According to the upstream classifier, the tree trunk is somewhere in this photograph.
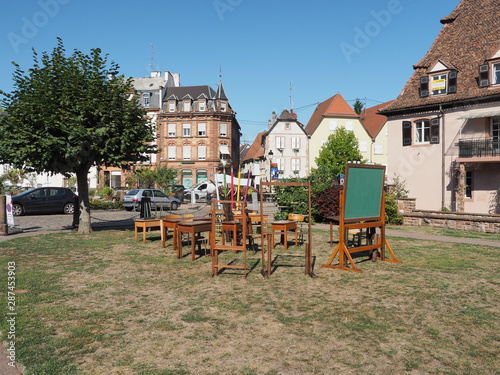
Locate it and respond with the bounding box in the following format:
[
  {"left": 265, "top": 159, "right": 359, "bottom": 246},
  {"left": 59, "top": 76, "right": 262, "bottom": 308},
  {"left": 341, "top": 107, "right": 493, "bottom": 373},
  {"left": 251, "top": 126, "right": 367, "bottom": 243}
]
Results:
[{"left": 76, "top": 168, "right": 92, "bottom": 234}]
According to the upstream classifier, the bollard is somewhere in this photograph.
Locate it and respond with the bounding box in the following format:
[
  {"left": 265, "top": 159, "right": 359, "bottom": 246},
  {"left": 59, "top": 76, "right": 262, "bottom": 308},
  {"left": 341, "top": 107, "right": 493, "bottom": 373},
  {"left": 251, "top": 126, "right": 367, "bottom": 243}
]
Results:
[
  {"left": 191, "top": 190, "right": 196, "bottom": 204},
  {"left": 0, "top": 195, "right": 7, "bottom": 235}
]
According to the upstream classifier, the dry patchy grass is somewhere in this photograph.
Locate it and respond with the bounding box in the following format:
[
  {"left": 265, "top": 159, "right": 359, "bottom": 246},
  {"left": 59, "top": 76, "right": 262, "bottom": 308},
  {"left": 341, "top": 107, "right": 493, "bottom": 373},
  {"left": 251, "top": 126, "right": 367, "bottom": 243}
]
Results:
[{"left": 0, "top": 228, "right": 499, "bottom": 375}]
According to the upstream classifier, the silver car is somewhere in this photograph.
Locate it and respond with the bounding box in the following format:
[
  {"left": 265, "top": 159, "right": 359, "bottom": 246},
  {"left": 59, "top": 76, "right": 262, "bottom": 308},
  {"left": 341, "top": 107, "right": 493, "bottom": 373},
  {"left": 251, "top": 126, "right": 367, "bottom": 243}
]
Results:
[{"left": 122, "top": 189, "right": 181, "bottom": 211}]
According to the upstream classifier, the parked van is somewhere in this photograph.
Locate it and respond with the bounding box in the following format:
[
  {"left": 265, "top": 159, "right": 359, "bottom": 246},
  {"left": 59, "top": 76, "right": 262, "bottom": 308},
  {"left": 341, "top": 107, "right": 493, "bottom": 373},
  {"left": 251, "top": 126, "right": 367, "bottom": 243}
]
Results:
[{"left": 183, "top": 181, "right": 217, "bottom": 201}]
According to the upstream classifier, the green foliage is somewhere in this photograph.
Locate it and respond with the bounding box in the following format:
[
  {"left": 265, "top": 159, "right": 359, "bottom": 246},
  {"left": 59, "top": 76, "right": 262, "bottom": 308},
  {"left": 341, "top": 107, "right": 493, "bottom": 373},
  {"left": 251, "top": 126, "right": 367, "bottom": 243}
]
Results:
[
  {"left": 135, "top": 167, "right": 157, "bottom": 189},
  {"left": 389, "top": 174, "right": 409, "bottom": 198},
  {"left": 1, "top": 168, "right": 26, "bottom": 186},
  {"left": 353, "top": 98, "right": 364, "bottom": 115},
  {"left": 308, "top": 127, "right": 364, "bottom": 199},
  {"left": 385, "top": 193, "right": 403, "bottom": 225},
  {"left": 0, "top": 38, "right": 155, "bottom": 231},
  {"left": 89, "top": 200, "right": 123, "bottom": 210},
  {"left": 155, "top": 165, "right": 177, "bottom": 190},
  {"left": 272, "top": 178, "right": 310, "bottom": 220},
  {"left": 99, "top": 186, "right": 114, "bottom": 198}
]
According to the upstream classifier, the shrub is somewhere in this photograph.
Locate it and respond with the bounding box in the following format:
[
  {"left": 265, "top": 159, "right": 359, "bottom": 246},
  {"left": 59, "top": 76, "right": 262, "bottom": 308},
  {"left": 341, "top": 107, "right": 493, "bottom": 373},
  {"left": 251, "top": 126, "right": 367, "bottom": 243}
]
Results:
[
  {"left": 385, "top": 193, "right": 403, "bottom": 225},
  {"left": 89, "top": 200, "right": 123, "bottom": 210}
]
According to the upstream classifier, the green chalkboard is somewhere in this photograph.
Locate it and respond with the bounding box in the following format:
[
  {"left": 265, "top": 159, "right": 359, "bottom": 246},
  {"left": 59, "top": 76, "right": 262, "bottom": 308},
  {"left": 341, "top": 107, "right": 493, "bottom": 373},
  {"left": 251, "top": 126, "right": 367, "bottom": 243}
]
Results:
[{"left": 343, "top": 164, "right": 385, "bottom": 221}]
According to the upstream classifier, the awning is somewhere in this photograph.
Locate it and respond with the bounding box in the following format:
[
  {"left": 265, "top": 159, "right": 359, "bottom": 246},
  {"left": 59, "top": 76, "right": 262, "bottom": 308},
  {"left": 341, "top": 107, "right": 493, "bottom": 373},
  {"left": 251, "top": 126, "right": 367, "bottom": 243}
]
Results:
[
  {"left": 457, "top": 109, "right": 500, "bottom": 119},
  {"left": 219, "top": 144, "right": 230, "bottom": 155}
]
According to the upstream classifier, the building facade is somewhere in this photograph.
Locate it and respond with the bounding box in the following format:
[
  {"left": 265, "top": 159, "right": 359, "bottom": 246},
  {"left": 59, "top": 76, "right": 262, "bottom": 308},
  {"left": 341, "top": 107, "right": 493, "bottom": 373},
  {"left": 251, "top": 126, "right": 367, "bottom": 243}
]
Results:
[
  {"left": 156, "top": 81, "right": 241, "bottom": 188},
  {"left": 380, "top": 0, "right": 500, "bottom": 214},
  {"left": 262, "top": 110, "right": 309, "bottom": 181}
]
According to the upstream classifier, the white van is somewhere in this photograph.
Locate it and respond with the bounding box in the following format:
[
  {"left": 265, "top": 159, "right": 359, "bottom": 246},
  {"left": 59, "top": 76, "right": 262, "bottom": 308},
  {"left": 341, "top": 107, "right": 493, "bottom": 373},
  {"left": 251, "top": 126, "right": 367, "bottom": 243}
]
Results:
[{"left": 183, "top": 181, "right": 217, "bottom": 201}]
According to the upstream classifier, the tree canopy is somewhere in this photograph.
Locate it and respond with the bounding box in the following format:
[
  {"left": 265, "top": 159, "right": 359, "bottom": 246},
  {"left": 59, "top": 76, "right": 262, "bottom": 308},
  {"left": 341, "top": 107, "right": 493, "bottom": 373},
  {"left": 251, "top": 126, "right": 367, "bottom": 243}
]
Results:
[
  {"left": 0, "top": 38, "right": 156, "bottom": 233},
  {"left": 309, "top": 126, "right": 364, "bottom": 195}
]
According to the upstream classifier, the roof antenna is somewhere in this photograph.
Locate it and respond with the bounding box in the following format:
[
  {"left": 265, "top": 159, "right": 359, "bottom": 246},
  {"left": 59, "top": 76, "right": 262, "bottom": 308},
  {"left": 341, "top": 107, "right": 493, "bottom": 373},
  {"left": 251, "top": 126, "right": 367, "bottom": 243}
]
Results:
[
  {"left": 149, "top": 43, "right": 156, "bottom": 72},
  {"left": 289, "top": 80, "right": 295, "bottom": 112}
]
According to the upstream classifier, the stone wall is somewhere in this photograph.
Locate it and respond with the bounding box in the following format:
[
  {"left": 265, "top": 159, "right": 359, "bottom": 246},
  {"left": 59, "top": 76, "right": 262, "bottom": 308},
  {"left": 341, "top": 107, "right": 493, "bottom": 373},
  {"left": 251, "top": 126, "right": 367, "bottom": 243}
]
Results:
[{"left": 397, "top": 201, "right": 500, "bottom": 234}]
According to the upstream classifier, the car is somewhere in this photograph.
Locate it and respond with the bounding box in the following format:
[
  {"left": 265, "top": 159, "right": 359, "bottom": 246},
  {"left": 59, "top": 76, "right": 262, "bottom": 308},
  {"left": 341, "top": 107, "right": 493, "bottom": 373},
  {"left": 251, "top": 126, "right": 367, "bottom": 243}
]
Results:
[
  {"left": 167, "top": 185, "right": 185, "bottom": 201},
  {"left": 183, "top": 181, "right": 217, "bottom": 201},
  {"left": 11, "top": 187, "right": 77, "bottom": 216},
  {"left": 122, "top": 189, "right": 181, "bottom": 211}
]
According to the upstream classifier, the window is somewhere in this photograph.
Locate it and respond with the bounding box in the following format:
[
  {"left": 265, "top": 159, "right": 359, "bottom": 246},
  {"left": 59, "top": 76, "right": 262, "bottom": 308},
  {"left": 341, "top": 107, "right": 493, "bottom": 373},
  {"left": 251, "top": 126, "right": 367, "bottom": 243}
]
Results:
[
  {"left": 198, "top": 123, "right": 206, "bottom": 137},
  {"left": 374, "top": 144, "right": 383, "bottom": 155},
  {"left": 415, "top": 120, "right": 430, "bottom": 144},
  {"left": 329, "top": 120, "right": 337, "bottom": 131},
  {"left": 220, "top": 102, "right": 227, "bottom": 112},
  {"left": 277, "top": 158, "right": 285, "bottom": 171},
  {"left": 359, "top": 140, "right": 368, "bottom": 152},
  {"left": 220, "top": 123, "right": 227, "bottom": 137},
  {"left": 492, "top": 117, "right": 500, "bottom": 152},
  {"left": 285, "top": 122, "right": 291, "bottom": 130},
  {"left": 345, "top": 121, "right": 353, "bottom": 131},
  {"left": 198, "top": 145, "right": 206, "bottom": 160},
  {"left": 276, "top": 136, "right": 285, "bottom": 149},
  {"left": 182, "top": 169, "right": 192, "bottom": 188},
  {"left": 493, "top": 63, "right": 500, "bottom": 85},
  {"left": 183, "top": 123, "right": 191, "bottom": 137},
  {"left": 465, "top": 171, "right": 472, "bottom": 199},
  {"left": 196, "top": 170, "right": 207, "bottom": 184},
  {"left": 291, "top": 158, "right": 300, "bottom": 172},
  {"left": 199, "top": 101, "right": 206, "bottom": 111},
  {"left": 168, "top": 123, "right": 176, "bottom": 137},
  {"left": 168, "top": 146, "right": 176, "bottom": 160},
  {"left": 431, "top": 74, "right": 447, "bottom": 95},
  {"left": 291, "top": 137, "right": 300, "bottom": 149},
  {"left": 183, "top": 145, "right": 191, "bottom": 160},
  {"left": 183, "top": 101, "right": 191, "bottom": 112},
  {"left": 169, "top": 102, "right": 176, "bottom": 112},
  {"left": 143, "top": 93, "right": 150, "bottom": 106}
]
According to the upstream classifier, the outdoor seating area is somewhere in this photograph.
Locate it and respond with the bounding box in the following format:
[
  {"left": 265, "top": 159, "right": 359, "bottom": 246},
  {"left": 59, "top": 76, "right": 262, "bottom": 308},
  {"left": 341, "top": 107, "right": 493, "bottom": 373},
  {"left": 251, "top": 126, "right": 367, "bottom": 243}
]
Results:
[{"left": 131, "top": 181, "right": 315, "bottom": 278}]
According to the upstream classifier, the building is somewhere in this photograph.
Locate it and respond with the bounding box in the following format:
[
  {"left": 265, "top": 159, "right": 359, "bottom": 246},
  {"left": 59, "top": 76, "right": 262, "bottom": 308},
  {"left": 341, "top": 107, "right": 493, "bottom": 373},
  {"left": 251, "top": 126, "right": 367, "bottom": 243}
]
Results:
[
  {"left": 305, "top": 93, "right": 364, "bottom": 169},
  {"left": 156, "top": 80, "right": 241, "bottom": 188},
  {"left": 99, "top": 71, "right": 178, "bottom": 189},
  {"left": 262, "top": 109, "right": 309, "bottom": 180},
  {"left": 379, "top": 0, "right": 500, "bottom": 214},
  {"left": 358, "top": 100, "right": 394, "bottom": 166}
]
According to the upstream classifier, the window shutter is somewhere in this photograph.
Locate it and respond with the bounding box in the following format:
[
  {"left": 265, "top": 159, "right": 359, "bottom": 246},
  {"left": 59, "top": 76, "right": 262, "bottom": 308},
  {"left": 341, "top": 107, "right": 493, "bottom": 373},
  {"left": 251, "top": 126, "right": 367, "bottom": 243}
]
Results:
[
  {"left": 479, "top": 64, "right": 489, "bottom": 87},
  {"left": 430, "top": 118, "right": 440, "bottom": 144},
  {"left": 402, "top": 121, "right": 412, "bottom": 146},
  {"left": 419, "top": 76, "right": 429, "bottom": 97},
  {"left": 447, "top": 71, "right": 458, "bottom": 93}
]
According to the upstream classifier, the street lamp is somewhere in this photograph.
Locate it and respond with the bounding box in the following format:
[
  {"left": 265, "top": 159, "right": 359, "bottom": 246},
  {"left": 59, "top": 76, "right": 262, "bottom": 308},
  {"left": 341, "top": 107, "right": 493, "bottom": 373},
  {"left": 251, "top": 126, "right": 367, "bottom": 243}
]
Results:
[{"left": 268, "top": 150, "right": 274, "bottom": 182}]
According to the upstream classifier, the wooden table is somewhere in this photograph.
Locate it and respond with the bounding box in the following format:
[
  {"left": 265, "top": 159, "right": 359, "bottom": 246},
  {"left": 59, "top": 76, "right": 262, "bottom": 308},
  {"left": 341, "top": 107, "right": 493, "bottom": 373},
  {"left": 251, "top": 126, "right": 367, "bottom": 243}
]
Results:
[
  {"left": 176, "top": 220, "right": 212, "bottom": 260},
  {"left": 160, "top": 217, "right": 183, "bottom": 249},
  {"left": 269, "top": 220, "right": 298, "bottom": 249},
  {"left": 134, "top": 218, "right": 161, "bottom": 243}
]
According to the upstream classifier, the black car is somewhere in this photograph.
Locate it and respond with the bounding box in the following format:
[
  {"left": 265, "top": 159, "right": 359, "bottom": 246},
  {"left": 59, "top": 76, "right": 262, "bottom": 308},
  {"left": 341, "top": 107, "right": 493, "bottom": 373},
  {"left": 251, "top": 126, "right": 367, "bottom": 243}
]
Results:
[{"left": 12, "top": 187, "right": 77, "bottom": 216}]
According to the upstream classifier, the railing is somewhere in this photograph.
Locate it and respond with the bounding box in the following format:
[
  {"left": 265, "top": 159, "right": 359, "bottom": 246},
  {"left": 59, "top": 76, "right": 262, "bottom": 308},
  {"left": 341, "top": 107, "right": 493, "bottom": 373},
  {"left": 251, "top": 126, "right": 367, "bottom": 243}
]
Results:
[{"left": 456, "top": 138, "right": 500, "bottom": 158}]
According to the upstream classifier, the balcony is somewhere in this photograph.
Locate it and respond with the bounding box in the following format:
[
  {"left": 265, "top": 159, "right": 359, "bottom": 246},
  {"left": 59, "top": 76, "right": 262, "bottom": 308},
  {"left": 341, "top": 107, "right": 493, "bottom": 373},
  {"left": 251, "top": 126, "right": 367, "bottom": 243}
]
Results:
[{"left": 455, "top": 138, "right": 500, "bottom": 158}]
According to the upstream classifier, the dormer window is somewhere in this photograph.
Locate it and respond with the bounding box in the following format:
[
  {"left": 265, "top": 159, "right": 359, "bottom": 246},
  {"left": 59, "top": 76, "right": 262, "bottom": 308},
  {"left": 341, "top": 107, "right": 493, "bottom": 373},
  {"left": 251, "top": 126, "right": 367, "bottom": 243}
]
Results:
[
  {"left": 183, "top": 100, "right": 191, "bottom": 112},
  {"left": 493, "top": 62, "right": 500, "bottom": 85},
  {"left": 431, "top": 74, "right": 447, "bottom": 95},
  {"left": 168, "top": 101, "right": 176, "bottom": 112},
  {"left": 419, "top": 61, "right": 458, "bottom": 97},
  {"left": 220, "top": 102, "right": 227, "bottom": 112},
  {"left": 143, "top": 93, "right": 150, "bottom": 106}
]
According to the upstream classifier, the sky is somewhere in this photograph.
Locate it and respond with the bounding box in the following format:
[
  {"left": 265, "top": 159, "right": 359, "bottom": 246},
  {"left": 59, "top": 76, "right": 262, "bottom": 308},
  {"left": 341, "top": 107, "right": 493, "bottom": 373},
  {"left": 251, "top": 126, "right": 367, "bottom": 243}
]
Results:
[{"left": 1, "top": 0, "right": 459, "bottom": 144}]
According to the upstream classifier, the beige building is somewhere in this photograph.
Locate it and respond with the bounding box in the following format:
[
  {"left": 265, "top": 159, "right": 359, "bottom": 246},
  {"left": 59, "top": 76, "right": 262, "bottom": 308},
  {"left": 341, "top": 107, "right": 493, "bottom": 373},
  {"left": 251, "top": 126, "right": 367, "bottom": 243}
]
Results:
[{"left": 380, "top": 0, "right": 500, "bottom": 214}]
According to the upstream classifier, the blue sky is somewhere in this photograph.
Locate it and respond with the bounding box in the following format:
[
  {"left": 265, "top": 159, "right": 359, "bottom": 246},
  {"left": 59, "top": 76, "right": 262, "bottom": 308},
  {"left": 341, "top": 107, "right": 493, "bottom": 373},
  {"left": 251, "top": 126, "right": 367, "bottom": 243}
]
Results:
[{"left": 1, "top": 0, "right": 458, "bottom": 143}]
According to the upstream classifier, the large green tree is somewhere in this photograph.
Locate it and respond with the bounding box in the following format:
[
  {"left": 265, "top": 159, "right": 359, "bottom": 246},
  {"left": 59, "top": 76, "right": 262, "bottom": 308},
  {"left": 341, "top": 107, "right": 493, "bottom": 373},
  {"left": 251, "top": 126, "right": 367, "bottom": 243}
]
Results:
[
  {"left": 0, "top": 39, "right": 155, "bottom": 233},
  {"left": 309, "top": 126, "right": 364, "bottom": 196}
]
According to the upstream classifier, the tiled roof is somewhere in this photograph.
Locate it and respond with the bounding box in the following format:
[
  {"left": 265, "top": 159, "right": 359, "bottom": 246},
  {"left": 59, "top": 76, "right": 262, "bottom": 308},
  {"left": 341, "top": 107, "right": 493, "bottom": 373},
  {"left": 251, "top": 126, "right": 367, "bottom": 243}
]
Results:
[
  {"left": 131, "top": 77, "right": 167, "bottom": 91},
  {"left": 242, "top": 132, "right": 265, "bottom": 162},
  {"left": 359, "top": 100, "right": 394, "bottom": 138},
  {"left": 380, "top": 0, "right": 500, "bottom": 114},
  {"left": 304, "top": 93, "right": 359, "bottom": 136},
  {"left": 163, "top": 86, "right": 217, "bottom": 102}
]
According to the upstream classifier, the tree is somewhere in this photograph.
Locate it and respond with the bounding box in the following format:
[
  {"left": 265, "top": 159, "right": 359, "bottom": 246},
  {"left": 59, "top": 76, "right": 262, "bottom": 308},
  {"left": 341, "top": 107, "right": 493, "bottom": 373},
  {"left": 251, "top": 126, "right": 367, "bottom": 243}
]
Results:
[
  {"left": 0, "top": 39, "right": 155, "bottom": 233},
  {"left": 309, "top": 127, "right": 364, "bottom": 196},
  {"left": 353, "top": 98, "right": 364, "bottom": 115}
]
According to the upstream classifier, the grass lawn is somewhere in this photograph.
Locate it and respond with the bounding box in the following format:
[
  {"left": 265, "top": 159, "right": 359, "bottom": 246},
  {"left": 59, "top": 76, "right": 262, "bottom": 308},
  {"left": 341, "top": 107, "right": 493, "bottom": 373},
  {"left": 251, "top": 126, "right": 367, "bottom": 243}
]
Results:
[{"left": 0, "top": 227, "right": 498, "bottom": 375}]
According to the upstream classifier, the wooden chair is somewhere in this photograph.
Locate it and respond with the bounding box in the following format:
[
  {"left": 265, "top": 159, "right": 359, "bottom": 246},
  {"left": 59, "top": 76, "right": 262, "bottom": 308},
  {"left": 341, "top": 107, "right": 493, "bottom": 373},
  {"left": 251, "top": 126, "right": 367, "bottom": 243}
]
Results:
[{"left": 288, "top": 213, "right": 306, "bottom": 245}]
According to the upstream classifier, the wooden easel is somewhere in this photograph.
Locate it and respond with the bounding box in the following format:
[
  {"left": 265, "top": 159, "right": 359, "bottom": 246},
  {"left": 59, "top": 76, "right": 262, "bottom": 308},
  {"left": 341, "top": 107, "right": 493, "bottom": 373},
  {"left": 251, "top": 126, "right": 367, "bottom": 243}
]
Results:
[{"left": 322, "top": 164, "right": 401, "bottom": 272}]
